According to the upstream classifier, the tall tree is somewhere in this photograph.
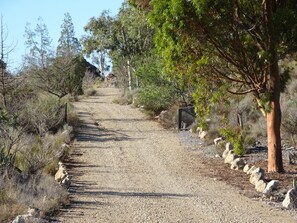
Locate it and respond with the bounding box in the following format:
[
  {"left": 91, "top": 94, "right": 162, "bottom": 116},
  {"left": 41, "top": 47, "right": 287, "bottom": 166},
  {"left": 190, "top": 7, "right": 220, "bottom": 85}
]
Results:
[
  {"left": 149, "top": 0, "right": 297, "bottom": 172},
  {"left": 55, "top": 12, "right": 84, "bottom": 96},
  {"left": 83, "top": 3, "right": 154, "bottom": 89},
  {"left": 82, "top": 10, "right": 112, "bottom": 77},
  {"left": 57, "top": 12, "right": 81, "bottom": 57}
]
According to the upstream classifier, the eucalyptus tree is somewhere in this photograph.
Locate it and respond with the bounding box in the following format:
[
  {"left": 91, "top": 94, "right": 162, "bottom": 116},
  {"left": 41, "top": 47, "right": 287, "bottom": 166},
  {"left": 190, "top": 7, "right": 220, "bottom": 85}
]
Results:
[
  {"left": 83, "top": 3, "right": 154, "bottom": 90},
  {"left": 149, "top": 0, "right": 297, "bottom": 172}
]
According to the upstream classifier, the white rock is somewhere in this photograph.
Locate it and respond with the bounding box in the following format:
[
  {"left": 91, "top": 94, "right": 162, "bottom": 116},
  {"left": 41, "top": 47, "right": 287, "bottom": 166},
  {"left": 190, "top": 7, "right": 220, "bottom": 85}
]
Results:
[
  {"left": 61, "top": 143, "right": 70, "bottom": 150},
  {"left": 222, "top": 149, "right": 229, "bottom": 159},
  {"left": 55, "top": 165, "right": 67, "bottom": 183},
  {"left": 255, "top": 180, "right": 267, "bottom": 193},
  {"left": 215, "top": 154, "right": 221, "bottom": 158},
  {"left": 243, "top": 164, "right": 250, "bottom": 173},
  {"left": 247, "top": 165, "right": 256, "bottom": 175},
  {"left": 263, "top": 180, "right": 280, "bottom": 195},
  {"left": 224, "top": 151, "right": 237, "bottom": 164},
  {"left": 199, "top": 130, "right": 207, "bottom": 139},
  {"left": 214, "top": 137, "right": 223, "bottom": 145},
  {"left": 249, "top": 172, "right": 264, "bottom": 185},
  {"left": 230, "top": 158, "right": 245, "bottom": 170},
  {"left": 282, "top": 189, "right": 297, "bottom": 209}
]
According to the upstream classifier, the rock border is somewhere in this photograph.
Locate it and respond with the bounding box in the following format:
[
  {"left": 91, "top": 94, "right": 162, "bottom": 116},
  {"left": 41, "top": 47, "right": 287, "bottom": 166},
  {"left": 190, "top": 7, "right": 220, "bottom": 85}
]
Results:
[{"left": 217, "top": 142, "right": 296, "bottom": 209}]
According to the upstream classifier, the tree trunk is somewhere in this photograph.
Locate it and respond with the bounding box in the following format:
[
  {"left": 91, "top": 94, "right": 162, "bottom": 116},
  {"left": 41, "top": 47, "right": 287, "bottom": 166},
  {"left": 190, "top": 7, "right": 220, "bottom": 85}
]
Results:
[
  {"left": 266, "top": 93, "right": 284, "bottom": 173},
  {"left": 127, "top": 59, "right": 132, "bottom": 91},
  {"left": 264, "top": 0, "right": 284, "bottom": 173},
  {"left": 266, "top": 42, "right": 284, "bottom": 173}
]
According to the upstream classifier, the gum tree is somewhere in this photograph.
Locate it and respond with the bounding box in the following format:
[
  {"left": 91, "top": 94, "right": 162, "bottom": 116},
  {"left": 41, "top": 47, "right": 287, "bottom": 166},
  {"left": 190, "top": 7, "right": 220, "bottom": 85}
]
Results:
[{"left": 149, "top": 0, "right": 297, "bottom": 172}]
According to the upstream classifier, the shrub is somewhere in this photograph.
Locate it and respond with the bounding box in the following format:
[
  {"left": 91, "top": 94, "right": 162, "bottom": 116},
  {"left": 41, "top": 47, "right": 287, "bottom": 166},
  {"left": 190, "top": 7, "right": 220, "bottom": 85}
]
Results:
[
  {"left": 0, "top": 171, "right": 69, "bottom": 220},
  {"left": 66, "top": 103, "right": 81, "bottom": 128},
  {"left": 220, "top": 126, "right": 246, "bottom": 156},
  {"left": 15, "top": 126, "right": 71, "bottom": 174},
  {"left": 135, "top": 85, "right": 176, "bottom": 115},
  {"left": 19, "top": 94, "right": 64, "bottom": 134},
  {"left": 113, "top": 89, "right": 137, "bottom": 105}
]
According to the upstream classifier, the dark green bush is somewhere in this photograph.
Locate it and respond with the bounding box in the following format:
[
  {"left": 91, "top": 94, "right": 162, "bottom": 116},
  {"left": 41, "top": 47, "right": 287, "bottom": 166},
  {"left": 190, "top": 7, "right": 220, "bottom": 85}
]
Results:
[{"left": 136, "top": 85, "right": 176, "bottom": 115}]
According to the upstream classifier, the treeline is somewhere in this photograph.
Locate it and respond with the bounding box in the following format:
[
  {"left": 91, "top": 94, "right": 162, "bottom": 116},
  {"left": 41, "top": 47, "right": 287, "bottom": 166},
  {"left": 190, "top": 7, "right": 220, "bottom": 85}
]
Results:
[{"left": 82, "top": 0, "right": 297, "bottom": 173}]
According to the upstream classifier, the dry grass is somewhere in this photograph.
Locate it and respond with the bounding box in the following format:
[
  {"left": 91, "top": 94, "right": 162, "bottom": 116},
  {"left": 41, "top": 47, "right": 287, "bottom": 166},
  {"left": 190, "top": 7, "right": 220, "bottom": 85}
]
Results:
[{"left": 0, "top": 171, "right": 69, "bottom": 222}]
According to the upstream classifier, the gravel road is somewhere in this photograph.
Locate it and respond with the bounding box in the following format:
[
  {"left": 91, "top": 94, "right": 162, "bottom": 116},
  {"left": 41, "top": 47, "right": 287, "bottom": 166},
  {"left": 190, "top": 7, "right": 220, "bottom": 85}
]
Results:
[{"left": 58, "top": 88, "right": 296, "bottom": 223}]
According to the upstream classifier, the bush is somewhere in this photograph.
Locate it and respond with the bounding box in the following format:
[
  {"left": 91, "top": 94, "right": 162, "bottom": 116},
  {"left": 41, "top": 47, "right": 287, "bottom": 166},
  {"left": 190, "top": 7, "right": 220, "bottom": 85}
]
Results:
[
  {"left": 0, "top": 171, "right": 69, "bottom": 221},
  {"left": 19, "top": 94, "right": 64, "bottom": 134},
  {"left": 113, "top": 89, "right": 137, "bottom": 105},
  {"left": 220, "top": 126, "right": 245, "bottom": 156},
  {"left": 15, "top": 126, "right": 71, "bottom": 174},
  {"left": 135, "top": 85, "right": 176, "bottom": 115},
  {"left": 66, "top": 103, "right": 81, "bottom": 128}
]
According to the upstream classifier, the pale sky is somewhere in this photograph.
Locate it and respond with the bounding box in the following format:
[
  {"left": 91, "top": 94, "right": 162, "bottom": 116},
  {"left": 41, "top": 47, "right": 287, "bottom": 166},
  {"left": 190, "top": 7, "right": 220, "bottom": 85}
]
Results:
[{"left": 0, "top": 0, "right": 124, "bottom": 72}]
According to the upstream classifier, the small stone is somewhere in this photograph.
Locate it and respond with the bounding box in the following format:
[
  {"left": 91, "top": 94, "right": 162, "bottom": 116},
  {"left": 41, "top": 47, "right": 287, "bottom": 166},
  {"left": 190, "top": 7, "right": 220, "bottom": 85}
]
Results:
[
  {"left": 199, "top": 130, "right": 207, "bottom": 139},
  {"left": 215, "top": 154, "right": 221, "bottom": 158},
  {"left": 250, "top": 172, "right": 264, "bottom": 185},
  {"left": 214, "top": 137, "right": 224, "bottom": 145},
  {"left": 282, "top": 189, "right": 297, "bottom": 209},
  {"left": 247, "top": 165, "right": 256, "bottom": 175},
  {"left": 230, "top": 158, "right": 245, "bottom": 170},
  {"left": 263, "top": 180, "right": 280, "bottom": 196},
  {"left": 243, "top": 164, "right": 250, "bottom": 173},
  {"left": 255, "top": 180, "right": 267, "bottom": 193},
  {"left": 224, "top": 151, "right": 237, "bottom": 164},
  {"left": 55, "top": 163, "right": 68, "bottom": 183}
]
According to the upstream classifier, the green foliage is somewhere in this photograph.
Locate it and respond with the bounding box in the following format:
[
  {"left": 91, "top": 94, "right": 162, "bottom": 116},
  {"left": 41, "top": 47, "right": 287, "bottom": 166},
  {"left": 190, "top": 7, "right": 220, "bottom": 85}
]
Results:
[
  {"left": 0, "top": 109, "right": 18, "bottom": 127},
  {"left": 220, "top": 126, "right": 245, "bottom": 156},
  {"left": 57, "top": 12, "right": 81, "bottom": 57},
  {"left": 83, "top": 3, "right": 155, "bottom": 89},
  {"left": 0, "top": 146, "right": 16, "bottom": 169},
  {"left": 136, "top": 84, "right": 176, "bottom": 115}
]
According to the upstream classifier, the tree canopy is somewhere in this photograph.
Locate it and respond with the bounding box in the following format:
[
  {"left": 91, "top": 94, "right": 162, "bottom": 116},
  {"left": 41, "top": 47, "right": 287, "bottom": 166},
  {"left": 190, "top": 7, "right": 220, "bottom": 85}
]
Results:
[{"left": 149, "top": 0, "right": 297, "bottom": 172}]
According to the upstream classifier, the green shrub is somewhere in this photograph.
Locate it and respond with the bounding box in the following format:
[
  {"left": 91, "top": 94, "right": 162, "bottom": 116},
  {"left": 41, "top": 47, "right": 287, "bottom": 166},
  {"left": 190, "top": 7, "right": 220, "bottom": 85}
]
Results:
[
  {"left": 220, "top": 126, "right": 245, "bottom": 156},
  {"left": 135, "top": 85, "right": 176, "bottom": 115}
]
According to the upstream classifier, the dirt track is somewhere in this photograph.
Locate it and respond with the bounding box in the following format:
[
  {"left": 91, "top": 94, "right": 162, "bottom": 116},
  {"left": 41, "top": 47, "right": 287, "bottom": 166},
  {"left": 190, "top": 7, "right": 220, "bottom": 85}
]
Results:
[{"left": 58, "top": 88, "right": 296, "bottom": 223}]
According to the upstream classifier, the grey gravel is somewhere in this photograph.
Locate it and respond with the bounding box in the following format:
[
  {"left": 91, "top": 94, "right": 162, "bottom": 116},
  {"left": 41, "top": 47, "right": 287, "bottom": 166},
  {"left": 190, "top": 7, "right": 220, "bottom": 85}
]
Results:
[{"left": 58, "top": 88, "right": 296, "bottom": 223}]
